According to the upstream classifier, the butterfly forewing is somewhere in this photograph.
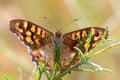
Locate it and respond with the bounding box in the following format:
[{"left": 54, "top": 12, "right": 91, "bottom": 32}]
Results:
[
  {"left": 10, "top": 19, "right": 54, "bottom": 50},
  {"left": 60, "top": 27, "right": 107, "bottom": 68},
  {"left": 62, "top": 27, "right": 106, "bottom": 53}
]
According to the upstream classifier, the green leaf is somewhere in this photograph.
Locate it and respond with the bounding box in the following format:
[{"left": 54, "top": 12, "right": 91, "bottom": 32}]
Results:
[
  {"left": 86, "top": 61, "right": 102, "bottom": 70},
  {"left": 3, "top": 75, "right": 12, "bottom": 80},
  {"left": 84, "top": 31, "right": 92, "bottom": 53},
  {"left": 49, "top": 63, "right": 58, "bottom": 80},
  {"left": 100, "top": 68, "right": 113, "bottom": 73},
  {"left": 88, "top": 42, "right": 120, "bottom": 59},
  {"left": 86, "top": 61, "right": 112, "bottom": 73},
  {"left": 74, "top": 47, "right": 84, "bottom": 59},
  {"left": 104, "top": 39, "right": 114, "bottom": 42},
  {"left": 34, "top": 60, "right": 46, "bottom": 80},
  {"left": 40, "top": 60, "right": 45, "bottom": 71},
  {"left": 102, "top": 27, "right": 108, "bottom": 39},
  {"left": 4, "top": 76, "right": 9, "bottom": 80},
  {"left": 74, "top": 69, "right": 94, "bottom": 72},
  {"left": 33, "top": 70, "right": 39, "bottom": 80}
]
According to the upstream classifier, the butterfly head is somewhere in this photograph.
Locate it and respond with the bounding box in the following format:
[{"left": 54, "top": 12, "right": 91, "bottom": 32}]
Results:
[{"left": 55, "top": 30, "right": 62, "bottom": 38}]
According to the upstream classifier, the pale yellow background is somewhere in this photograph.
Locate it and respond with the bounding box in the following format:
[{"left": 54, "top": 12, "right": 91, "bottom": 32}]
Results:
[{"left": 0, "top": 0, "right": 120, "bottom": 80}]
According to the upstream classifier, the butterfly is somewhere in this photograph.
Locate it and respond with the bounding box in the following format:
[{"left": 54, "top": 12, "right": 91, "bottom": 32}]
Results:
[{"left": 9, "top": 19, "right": 108, "bottom": 71}]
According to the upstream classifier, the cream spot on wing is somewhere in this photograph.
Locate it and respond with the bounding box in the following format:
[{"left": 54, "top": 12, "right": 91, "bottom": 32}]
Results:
[
  {"left": 26, "top": 31, "right": 32, "bottom": 36},
  {"left": 71, "top": 33, "right": 76, "bottom": 40},
  {"left": 99, "top": 31, "right": 103, "bottom": 35},
  {"left": 82, "top": 30, "right": 87, "bottom": 38},
  {"left": 32, "top": 50, "right": 38, "bottom": 56},
  {"left": 84, "top": 42, "right": 90, "bottom": 49},
  {"left": 25, "top": 36, "right": 32, "bottom": 43},
  {"left": 70, "top": 52, "right": 75, "bottom": 58},
  {"left": 33, "top": 35, "right": 36, "bottom": 39},
  {"left": 35, "top": 39, "right": 40, "bottom": 44},
  {"left": 31, "top": 25, "right": 36, "bottom": 32},
  {"left": 92, "top": 42, "right": 98, "bottom": 48},
  {"left": 41, "top": 30, "right": 45, "bottom": 38},
  {"left": 18, "top": 33, "right": 24, "bottom": 40},
  {"left": 39, "top": 49, "right": 45, "bottom": 55},
  {"left": 37, "top": 27, "right": 41, "bottom": 35},
  {"left": 15, "top": 22, "right": 20, "bottom": 30},
  {"left": 94, "top": 37, "right": 99, "bottom": 41},
  {"left": 23, "top": 21, "right": 28, "bottom": 30},
  {"left": 91, "top": 28, "right": 95, "bottom": 35},
  {"left": 19, "top": 29, "right": 23, "bottom": 33},
  {"left": 30, "top": 42, "right": 34, "bottom": 44},
  {"left": 76, "top": 32, "right": 80, "bottom": 38},
  {"left": 97, "top": 31, "right": 103, "bottom": 38}
]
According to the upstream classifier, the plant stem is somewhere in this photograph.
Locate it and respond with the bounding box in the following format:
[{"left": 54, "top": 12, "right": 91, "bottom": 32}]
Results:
[
  {"left": 53, "top": 62, "right": 83, "bottom": 79},
  {"left": 38, "top": 68, "right": 42, "bottom": 80},
  {"left": 88, "top": 42, "right": 120, "bottom": 59}
]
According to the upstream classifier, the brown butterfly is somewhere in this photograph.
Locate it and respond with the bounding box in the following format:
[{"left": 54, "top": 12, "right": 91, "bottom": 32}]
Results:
[{"left": 9, "top": 19, "right": 108, "bottom": 71}]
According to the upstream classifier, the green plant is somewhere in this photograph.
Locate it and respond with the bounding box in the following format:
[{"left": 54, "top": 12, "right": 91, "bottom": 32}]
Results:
[{"left": 33, "top": 27, "right": 120, "bottom": 80}]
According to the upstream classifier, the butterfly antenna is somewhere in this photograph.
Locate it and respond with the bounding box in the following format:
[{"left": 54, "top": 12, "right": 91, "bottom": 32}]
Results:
[
  {"left": 59, "top": 19, "right": 78, "bottom": 31},
  {"left": 43, "top": 17, "right": 54, "bottom": 25}
]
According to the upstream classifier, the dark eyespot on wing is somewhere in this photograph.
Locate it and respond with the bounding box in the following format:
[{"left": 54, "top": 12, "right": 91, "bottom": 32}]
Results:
[{"left": 95, "top": 32, "right": 99, "bottom": 37}]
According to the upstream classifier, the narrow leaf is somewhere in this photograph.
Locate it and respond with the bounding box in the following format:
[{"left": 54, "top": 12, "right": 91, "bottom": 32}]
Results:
[
  {"left": 88, "top": 42, "right": 120, "bottom": 59},
  {"left": 74, "top": 47, "right": 84, "bottom": 59},
  {"left": 100, "top": 68, "right": 113, "bottom": 73},
  {"left": 84, "top": 31, "right": 92, "bottom": 53},
  {"left": 74, "top": 69, "right": 94, "bottom": 72},
  {"left": 49, "top": 63, "right": 58, "bottom": 80},
  {"left": 86, "top": 61, "right": 112, "bottom": 73}
]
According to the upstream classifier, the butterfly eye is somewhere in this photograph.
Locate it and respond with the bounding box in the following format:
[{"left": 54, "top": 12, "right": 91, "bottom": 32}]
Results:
[
  {"left": 95, "top": 32, "right": 99, "bottom": 37},
  {"left": 19, "top": 25, "right": 23, "bottom": 29}
]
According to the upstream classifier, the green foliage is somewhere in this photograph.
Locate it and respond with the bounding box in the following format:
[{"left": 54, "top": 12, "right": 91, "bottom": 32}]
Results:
[
  {"left": 3, "top": 75, "right": 12, "bottom": 80},
  {"left": 4, "top": 76, "right": 9, "bottom": 80},
  {"left": 33, "top": 27, "right": 120, "bottom": 80}
]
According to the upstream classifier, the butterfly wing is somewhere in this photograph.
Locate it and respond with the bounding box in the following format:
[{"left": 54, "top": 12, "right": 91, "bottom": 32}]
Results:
[
  {"left": 10, "top": 19, "right": 55, "bottom": 71},
  {"left": 60, "top": 27, "right": 108, "bottom": 68},
  {"left": 10, "top": 19, "right": 54, "bottom": 50}
]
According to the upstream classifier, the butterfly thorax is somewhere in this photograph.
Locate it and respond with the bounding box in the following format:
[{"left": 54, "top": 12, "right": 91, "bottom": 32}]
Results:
[{"left": 54, "top": 31, "right": 62, "bottom": 45}]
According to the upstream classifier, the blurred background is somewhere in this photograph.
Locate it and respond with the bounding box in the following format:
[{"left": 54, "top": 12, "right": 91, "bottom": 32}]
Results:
[{"left": 0, "top": 0, "right": 120, "bottom": 80}]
